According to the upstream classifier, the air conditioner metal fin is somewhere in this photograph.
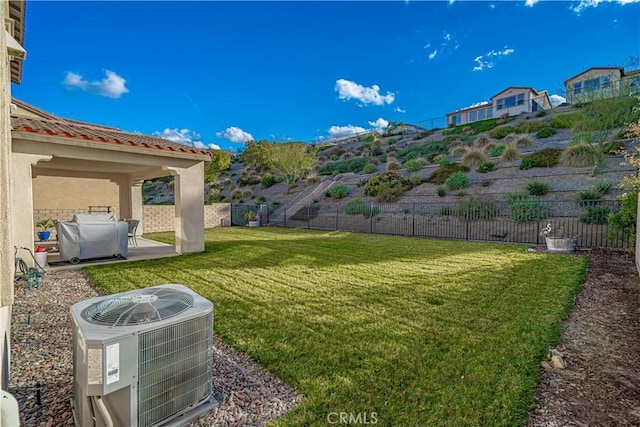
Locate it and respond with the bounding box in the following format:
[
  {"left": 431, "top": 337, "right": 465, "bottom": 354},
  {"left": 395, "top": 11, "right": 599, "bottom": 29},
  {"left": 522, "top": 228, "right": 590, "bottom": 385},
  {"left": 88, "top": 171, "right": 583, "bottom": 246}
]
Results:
[{"left": 81, "top": 287, "right": 195, "bottom": 326}]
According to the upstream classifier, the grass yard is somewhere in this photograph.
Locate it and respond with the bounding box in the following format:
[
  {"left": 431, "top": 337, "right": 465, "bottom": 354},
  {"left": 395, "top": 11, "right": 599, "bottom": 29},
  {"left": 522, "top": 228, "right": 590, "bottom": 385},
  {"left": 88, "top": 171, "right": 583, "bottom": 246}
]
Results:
[{"left": 85, "top": 227, "right": 587, "bottom": 426}]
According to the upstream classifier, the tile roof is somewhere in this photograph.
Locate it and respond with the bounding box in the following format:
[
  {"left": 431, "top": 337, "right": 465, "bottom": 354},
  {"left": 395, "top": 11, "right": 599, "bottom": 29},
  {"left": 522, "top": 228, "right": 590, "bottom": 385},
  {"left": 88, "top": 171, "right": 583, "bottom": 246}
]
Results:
[{"left": 11, "top": 99, "right": 211, "bottom": 158}]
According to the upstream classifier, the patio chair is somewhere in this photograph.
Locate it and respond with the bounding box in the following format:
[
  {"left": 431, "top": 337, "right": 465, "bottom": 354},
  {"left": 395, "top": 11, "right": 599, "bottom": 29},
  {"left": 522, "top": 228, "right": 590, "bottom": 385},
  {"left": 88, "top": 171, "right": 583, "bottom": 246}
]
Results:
[{"left": 127, "top": 219, "right": 140, "bottom": 247}]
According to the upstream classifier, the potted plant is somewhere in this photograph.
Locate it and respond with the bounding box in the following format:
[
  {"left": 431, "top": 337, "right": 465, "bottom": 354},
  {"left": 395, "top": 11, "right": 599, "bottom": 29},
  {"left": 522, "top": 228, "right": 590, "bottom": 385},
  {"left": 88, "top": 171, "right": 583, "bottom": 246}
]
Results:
[
  {"left": 244, "top": 211, "right": 261, "bottom": 227},
  {"left": 541, "top": 223, "right": 577, "bottom": 253},
  {"left": 35, "top": 218, "right": 55, "bottom": 241}
]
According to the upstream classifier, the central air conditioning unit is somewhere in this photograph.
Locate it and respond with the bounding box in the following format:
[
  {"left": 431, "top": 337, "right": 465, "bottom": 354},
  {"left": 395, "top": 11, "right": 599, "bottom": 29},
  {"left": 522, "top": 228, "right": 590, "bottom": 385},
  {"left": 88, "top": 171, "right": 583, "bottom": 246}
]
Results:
[{"left": 71, "top": 284, "right": 216, "bottom": 427}]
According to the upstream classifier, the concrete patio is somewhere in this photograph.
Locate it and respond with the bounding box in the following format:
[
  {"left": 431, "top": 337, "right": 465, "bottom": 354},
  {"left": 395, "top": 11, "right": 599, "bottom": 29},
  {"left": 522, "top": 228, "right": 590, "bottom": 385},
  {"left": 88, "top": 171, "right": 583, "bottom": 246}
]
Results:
[{"left": 43, "top": 237, "right": 178, "bottom": 272}]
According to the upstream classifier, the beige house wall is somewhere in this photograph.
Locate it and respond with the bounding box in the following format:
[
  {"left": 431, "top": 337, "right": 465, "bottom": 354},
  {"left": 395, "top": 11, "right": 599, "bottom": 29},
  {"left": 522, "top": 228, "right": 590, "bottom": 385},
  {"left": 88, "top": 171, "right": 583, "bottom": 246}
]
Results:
[
  {"left": 565, "top": 68, "right": 625, "bottom": 104},
  {"left": 33, "top": 176, "right": 119, "bottom": 210}
]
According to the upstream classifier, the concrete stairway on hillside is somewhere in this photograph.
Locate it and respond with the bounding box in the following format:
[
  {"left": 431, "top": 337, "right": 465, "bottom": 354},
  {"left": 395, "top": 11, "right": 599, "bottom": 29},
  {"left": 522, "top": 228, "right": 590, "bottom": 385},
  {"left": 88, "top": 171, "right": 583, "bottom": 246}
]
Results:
[{"left": 267, "top": 177, "right": 335, "bottom": 225}]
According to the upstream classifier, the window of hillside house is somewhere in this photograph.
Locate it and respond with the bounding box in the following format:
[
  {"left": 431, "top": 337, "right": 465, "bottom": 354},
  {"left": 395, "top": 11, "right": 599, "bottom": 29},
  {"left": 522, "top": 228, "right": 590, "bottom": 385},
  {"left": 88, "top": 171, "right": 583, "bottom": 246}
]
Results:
[
  {"left": 479, "top": 109, "right": 485, "bottom": 120},
  {"left": 602, "top": 75, "right": 611, "bottom": 88},
  {"left": 517, "top": 94, "right": 524, "bottom": 105},
  {"left": 504, "top": 96, "right": 516, "bottom": 108},
  {"left": 451, "top": 115, "right": 461, "bottom": 125},
  {"left": 573, "top": 82, "right": 582, "bottom": 95},
  {"left": 486, "top": 107, "right": 493, "bottom": 118},
  {"left": 584, "top": 78, "right": 600, "bottom": 91},
  {"left": 470, "top": 111, "right": 477, "bottom": 121},
  {"left": 497, "top": 99, "right": 504, "bottom": 110}
]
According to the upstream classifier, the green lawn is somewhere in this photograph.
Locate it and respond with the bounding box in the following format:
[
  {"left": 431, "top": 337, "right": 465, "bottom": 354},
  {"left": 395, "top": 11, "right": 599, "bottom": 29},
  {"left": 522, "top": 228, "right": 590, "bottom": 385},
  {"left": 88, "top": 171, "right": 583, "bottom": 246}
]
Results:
[{"left": 85, "top": 227, "right": 587, "bottom": 426}]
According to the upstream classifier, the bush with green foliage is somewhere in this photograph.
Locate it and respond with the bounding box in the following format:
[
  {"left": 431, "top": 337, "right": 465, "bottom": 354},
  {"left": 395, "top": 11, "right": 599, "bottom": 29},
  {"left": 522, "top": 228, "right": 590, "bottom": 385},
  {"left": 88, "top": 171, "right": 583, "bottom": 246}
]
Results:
[
  {"left": 549, "top": 113, "right": 583, "bottom": 129},
  {"left": 261, "top": 172, "right": 277, "bottom": 188},
  {"left": 519, "top": 148, "right": 561, "bottom": 170},
  {"left": 426, "top": 163, "right": 470, "bottom": 185},
  {"left": 363, "top": 164, "right": 377, "bottom": 174},
  {"left": 395, "top": 141, "right": 449, "bottom": 163},
  {"left": 577, "top": 182, "right": 612, "bottom": 202},
  {"left": 410, "top": 174, "right": 423, "bottom": 186},
  {"left": 319, "top": 158, "right": 368, "bottom": 175},
  {"left": 404, "top": 159, "right": 422, "bottom": 172},
  {"left": 445, "top": 172, "right": 471, "bottom": 191},
  {"left": 386, "top": 137, "right": 397, "bottom": 145},
  {"left": 489, "top": 144, "right": 507, "bottom": 157},
  {"left": 581, "top": 205, "right": 611, "bottom": 224},
  {"left": 489, "top": 125, "right": 517, "bottom": 139},
  {"left": 506, "top": 193, "right": 547, "bottom": 222},
  {"left": 325, "top": 184, "right": 349, "bottom": 199},
  {"left": 535, "top": 127, "right": 557, "bottom": 139},
  {"left": 433, "top": 154, "right": 451, "bottom": 166},
  {"left": 477, "top": 161, "right": 496, "bottom": 173},
  {"left": 525, "top": 180, "right": 552, "bottom": 196},
  {"left": 436, "top": 186, "right": 446, "bottom": 197},
  {"left": 439, "top": 196, "right": 496, "bottom": 220},
  {"left": 344, "top": 198, "right": 379, "bottom": 218},
  {"left": 443, "top": 118, "right": 501, "bottom": 136},
  {"left": 386, "top": 158, "right": 402, "bottom": 171},
  {"left": 515, "top": 121, "right": 548, "bottom": 134},
  {"left": 608, "top": 192, "right": 637, "bottom": 243},
  {"left": 364, "top": 172, "right": 413, "bottom": 202}
]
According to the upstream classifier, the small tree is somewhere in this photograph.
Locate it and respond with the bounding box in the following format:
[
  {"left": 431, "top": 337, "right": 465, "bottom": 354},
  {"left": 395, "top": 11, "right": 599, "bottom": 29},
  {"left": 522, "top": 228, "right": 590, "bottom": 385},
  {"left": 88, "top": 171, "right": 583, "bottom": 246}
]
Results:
[
  {"left": 264, "top": 142, "right": 319, "bottom": 189},
  {"left": 204, "top": 149, "right": 232, "bottom": 184}
]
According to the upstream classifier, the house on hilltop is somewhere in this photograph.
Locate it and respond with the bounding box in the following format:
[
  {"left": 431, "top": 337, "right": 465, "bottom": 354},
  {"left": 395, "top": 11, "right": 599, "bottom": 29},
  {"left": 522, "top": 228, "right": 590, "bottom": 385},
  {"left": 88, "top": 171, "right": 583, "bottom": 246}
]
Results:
[
  {"left": 446, "top": 86, "right": 552, "bottom": 127},
  {"left": 564, "top": 66, "right": 640, "bottom": 104}
]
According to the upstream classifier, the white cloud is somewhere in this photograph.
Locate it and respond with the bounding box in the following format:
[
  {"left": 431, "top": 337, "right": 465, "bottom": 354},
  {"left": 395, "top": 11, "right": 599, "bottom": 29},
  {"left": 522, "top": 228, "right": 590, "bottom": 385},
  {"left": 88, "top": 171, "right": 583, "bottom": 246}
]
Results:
[
  {"left": 487, "top": 47, "right": 515, "bottom": 57},
  {"left": 549, "top": 94, "right": 566, "bottom": 107},
  {"left": 395, "top": 107, "right": 407, "bottom": 113},
  {"left": 573, "top": 0, "right": 639, "bottom": 13},
  {"left": 525, "top": 0, "right": 540, "bottom": 6},
  {"left": 473, "top": 47, "right": 514, "bottom": 72},
  {"left": 328, "top": 125, "right": 367, "bottom": 138},
  {"left": 335, "top": 79, "right": 395, "bottom": 106},
  {"left": 368, "top": 117, "right": 389, "bottom": 130},
  {"left": 215, "top": 126, "right": 254, "bottom": 143},
  {"left": 428, "top": 50, "right": 438, "bottom": 60},
  {"left": 154, "top": 128, "right": 220, "bottom": 150},
  {"left": 63, "top": 70, "right": 129, "bottom": 98},
  {"left": 444, "top": 32, "right": 452, "bottom": 41}
]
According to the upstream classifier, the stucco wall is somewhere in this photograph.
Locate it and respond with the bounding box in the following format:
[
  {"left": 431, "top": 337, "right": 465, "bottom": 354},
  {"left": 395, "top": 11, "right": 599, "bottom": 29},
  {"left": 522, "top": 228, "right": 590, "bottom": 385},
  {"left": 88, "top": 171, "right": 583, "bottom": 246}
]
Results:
[
  {"left": 33, "top": 204, "right": 230, "bottom": 239},
  {"left": 33, "top": 176, "right": 119, "bottom": 210}
]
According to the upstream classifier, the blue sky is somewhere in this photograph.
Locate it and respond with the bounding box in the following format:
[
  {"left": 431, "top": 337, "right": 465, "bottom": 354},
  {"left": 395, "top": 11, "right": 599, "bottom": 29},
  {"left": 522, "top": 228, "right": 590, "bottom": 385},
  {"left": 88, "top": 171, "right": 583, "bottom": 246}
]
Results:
[{"left": 12, "top": 0, "right": 640, "bottom": 151}]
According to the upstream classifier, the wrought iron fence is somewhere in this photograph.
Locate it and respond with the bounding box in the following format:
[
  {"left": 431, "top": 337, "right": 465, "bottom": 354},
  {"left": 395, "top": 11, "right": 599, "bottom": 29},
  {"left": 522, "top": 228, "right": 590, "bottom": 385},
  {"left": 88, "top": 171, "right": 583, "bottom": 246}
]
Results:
[{"left": 231, "top": 199, "right": 632, "bottom": 249}]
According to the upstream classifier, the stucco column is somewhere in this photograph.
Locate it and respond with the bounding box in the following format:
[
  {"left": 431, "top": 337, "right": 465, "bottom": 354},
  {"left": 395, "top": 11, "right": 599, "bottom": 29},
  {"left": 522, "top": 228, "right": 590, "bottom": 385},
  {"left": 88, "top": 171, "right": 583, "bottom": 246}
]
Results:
[
  {"left": 116, "top": 177, "right": 144, "bottom": 235},
  {"left": 167, "top": 163, "right": 205, "bottom": 254},
  {"left": 11, "top": 153, "right": 53, "bottom": 253}
]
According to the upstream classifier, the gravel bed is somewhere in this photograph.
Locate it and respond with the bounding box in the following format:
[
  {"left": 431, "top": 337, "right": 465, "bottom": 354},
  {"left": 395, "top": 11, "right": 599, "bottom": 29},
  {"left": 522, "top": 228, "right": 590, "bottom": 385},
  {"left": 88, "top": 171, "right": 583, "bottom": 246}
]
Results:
[{"left": 8, "top": 271, "right": 301, "bottom": 426}]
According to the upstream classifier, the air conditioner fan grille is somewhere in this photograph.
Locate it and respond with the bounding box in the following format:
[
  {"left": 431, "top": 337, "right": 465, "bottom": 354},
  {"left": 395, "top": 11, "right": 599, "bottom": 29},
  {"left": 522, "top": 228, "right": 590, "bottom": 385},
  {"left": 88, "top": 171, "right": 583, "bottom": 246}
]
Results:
[{"left": 81, "top": 287, "right": 194, "bottom": 326}]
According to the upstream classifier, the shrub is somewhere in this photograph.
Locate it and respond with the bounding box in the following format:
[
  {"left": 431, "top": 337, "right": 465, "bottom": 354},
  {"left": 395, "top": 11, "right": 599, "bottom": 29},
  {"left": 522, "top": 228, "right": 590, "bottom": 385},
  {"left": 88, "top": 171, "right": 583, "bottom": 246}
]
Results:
[
  {"left": 443, "top": 118, "right": 500, "bottom": 136},
  {"left": 433, "top": 154, "right": 451, "bottom": 166},
  {"left": 535, "top": 127, "right": 557, "bottom": 139},
  {"left": 261, "top": 172, "right": 277, "bottom": 188},
  {"left": 477, "top": 161, "right": 495, "bottom": 173},
  {"left": 242, "top": 190, "right": 254, "bottom": 199},
  {"left": 516, "top": 136, "right": 536, "bottom": 147},
  {"left": 481, "top": 180, "right": 492, "bottom": 187},
  {"left": 386, "top": 158, "right": 402, "bottom": 171},
  {"left": 516, "top": 121, "right": 548, "bottom": 133},
  {"left": 559, "top": 143, "right": 597, "bottom": 167},
  {"left": 506, "top": 193, "right": 547, "bottom": 222},
  {"left": 489, "top": 144, "right": 507, "bottom": 157},
  {"left": 578, "top": 182, "right": 612, "bottom": 202},
  {"left": 436, "top": 186, "right": 446, "bottom": 197},
  {"left": 306, "top": 173, "right": 320, "bottom": 185},
  {"left": 519, "top": 148, "right": 561, "bottom": 170},
  {"left": 439, "top": 196, "right": 496, "bottom": 220},
  {"left": 410, "top": 174, "right": 423, "bottom": 186},
  {"left": 387, "top": 137, "right": 397, "bottom": 145},
  {"left": 473, "top": 135, "right": 492, "bottom": 148},
  {"left": 364, "top": 171, "right": 413, "bottom": 202},
  {"left": 608, "top": 192, "right": 637, "bottom": 243},
  {"left": 345, "top": 198, "right": 379, "bottom": 218},
  {"left": 427, "top": 163, "right": 470, "bottom": 185},
  {"left": 525, "top": 179, "right": 552, "bottom": 196},
  {"left": 461, "top": 150, "right": 487, "bottom": 168},
  {"left": 581, "top": 205, "right": 611, "bottom": 224},
  {"left": 238, "top": 173, "right": 262, "bottom": 187},
  {"left": 501, "top": 143, "right": 521, "bottom": 161},
  {"left": 329, "top": 154, "right": 339, "bottom": 161},
  {"left": 256, "top": 195, "right": 266, "bottom": 204},
  {"left": 363, "top": 164, "right": 377, "bottom": 174},
  {"left": 549, "top": 113, "right": 582, "bottom": 129},
  {"left": 449, "top": 143, "right": 470, "bottom": 157},
  {"left": 445, "top": 172, "right": 471, "bottom": 190},
  {"left": 571, "top": 132, "right": 594, "bottom": 144},
  {"left": 395, "top": 141, "right": 449, "bottom": 163},
  {"left": 489, "top": 125, "right": 517, "bottom": 139},
  {"left": 404, "top": 159, "right": 422, "bottom": 172},
  {"left": 325, "top": 184, "right": 349, "bottom": 199},
  {"left": 319, "top": 158, "right": 368, "bottom": 175}
]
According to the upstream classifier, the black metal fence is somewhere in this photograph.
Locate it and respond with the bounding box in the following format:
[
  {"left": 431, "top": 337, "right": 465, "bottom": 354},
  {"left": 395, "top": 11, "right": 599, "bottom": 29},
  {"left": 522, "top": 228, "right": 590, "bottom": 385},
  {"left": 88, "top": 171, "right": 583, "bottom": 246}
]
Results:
[{"left": 231, "top": 199, "right": 632, "bottom": 249}]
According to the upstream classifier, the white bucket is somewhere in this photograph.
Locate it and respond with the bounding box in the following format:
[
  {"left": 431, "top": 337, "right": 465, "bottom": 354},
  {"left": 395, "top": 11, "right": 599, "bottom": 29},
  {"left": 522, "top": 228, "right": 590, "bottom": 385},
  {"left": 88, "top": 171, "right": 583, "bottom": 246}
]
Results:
[{"left": 34, "top": 251, "right": 48, "bottom": 268}]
